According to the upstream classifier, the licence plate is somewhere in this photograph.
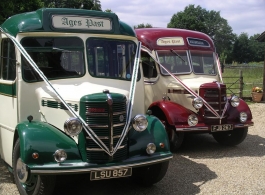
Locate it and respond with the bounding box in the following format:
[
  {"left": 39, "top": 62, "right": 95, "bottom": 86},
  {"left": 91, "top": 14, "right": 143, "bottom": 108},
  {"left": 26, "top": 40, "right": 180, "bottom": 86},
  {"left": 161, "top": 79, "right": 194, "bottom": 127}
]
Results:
[
  {"left": 211, "top": 124, "right": 233, "bottom": 132},
  {"left": 90, "top": 167, "right": 132, "bottom": 181}
]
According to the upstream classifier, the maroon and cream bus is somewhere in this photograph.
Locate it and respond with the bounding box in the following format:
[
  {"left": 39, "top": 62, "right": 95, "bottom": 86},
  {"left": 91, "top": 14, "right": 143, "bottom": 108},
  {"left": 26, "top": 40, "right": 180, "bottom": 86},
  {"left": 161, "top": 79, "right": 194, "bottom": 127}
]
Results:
[{"left": 135, "top": 28, "right": 253, "bottom": 151}]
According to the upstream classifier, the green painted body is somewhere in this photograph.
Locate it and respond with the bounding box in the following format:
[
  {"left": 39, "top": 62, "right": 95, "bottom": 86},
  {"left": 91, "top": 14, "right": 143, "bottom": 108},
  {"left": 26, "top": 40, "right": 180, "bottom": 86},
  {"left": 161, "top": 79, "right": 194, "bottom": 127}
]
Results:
[
  {"left": 16, "top": 121, "right": 81, "bottom": 165},
  {"left": 0, "top": 82, "right": 16, "bottom": 96},
  {"left": 16, "top": 116, "right": 171, "bottom": 172},
  {"left": 0, "top": 8, "right": 135, "bottom": 37}
]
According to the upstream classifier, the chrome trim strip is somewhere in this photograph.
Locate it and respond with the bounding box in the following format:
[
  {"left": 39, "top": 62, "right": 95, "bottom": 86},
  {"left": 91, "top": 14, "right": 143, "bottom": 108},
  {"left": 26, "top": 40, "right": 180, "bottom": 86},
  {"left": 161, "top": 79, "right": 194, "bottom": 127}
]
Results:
[
  {"left": 87, "top": 145, "right": 125, "bottom": 151},
  {"left": 234, "top": 123, "right": 254, "bottom": 128},
  {"left": 86, "top": 136, "right": 109, "bottom": 140},
  {"left": 30, "top": 156, "right": 173, "bottom": 174},
  {"left": 86, "top": 135, "right": 121, "bottom": 140},
  {"left": 86, "top": 111, "right": 126, "bottom": 116},
  {"left": 176, "top": 127, "right": 209, "bottom": 131},
  {"left": 113, "top": 123, "right": 126, "bottom": 127},
  {"left": 86, "top": 113, "right": 108, "bottom": 116},
  {"left": 86, "top": 124, "right": 108, "bottom": 128},
  {"left": 204, "top": 116, "right": 226, "bottom": 119}
]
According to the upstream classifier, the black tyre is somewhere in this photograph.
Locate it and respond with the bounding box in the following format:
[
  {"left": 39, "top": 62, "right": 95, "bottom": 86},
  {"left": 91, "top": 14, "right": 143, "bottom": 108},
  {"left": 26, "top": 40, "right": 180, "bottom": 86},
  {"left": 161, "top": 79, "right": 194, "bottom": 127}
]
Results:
[
  {"left": 168, "top": 127, "right": 184, "bottom": 152},
  {"left": 131, "top": 161, "right": 169, "bottom": 186},
  {"left": 212, "top": 127, "right": 248, "bottom": 146},
  {"left": 13, "top": 139, "right": 56, "bottom": 195}
]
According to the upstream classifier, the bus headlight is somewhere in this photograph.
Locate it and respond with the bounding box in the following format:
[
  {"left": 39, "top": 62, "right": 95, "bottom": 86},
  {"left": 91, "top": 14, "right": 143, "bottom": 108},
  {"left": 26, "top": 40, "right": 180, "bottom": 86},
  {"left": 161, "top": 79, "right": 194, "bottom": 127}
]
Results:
[
  {"left": 64, "top": 118, "right": 82, "bottom": 136},
  {"left": 146, "top": 143, "right": 156, "bottom": 154},
  {"left": 53, "top": 149, "right": 67, "bottom": 163},
  {"left": 188, "top": 114, "right": 198, "bottom": 126},
  {"left": 132, "top": 114, "right": 148, "bottom": 132},
  {"left": 231, "top": 95, "right": 240, "bottom": 107},
  {"left": 192, "top": 97, "right": 203, "bottom": 109},
  {"left": 240, "top": 112, "right": 247, "bottom": 123}
]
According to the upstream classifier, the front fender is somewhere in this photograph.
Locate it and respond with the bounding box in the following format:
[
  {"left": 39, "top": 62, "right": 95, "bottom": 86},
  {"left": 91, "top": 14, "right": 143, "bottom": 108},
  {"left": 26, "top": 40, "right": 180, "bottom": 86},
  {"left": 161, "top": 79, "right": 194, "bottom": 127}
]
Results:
[
  {"left": 16, "top": 121, "right": 81, "bottom": 165},
  {"left": 148, "top": 100, "right": 202, "bottom": 126},
  {"left": 129, "top": 115, "right": 170, "bottom": 156},
  {"left": 226, "top": 98, "right": 253, "bottom": 122}
]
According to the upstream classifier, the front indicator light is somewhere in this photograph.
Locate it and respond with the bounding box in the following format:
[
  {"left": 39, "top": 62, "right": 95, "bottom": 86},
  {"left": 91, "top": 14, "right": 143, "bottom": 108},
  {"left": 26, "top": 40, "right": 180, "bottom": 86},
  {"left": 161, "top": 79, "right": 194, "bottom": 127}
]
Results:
[
  {"left": 231, "top": 95, "right": 240, "bottom": 107},
  {"left": 64, "top": 118, "right": 83, "bottom": 136},
  {"left": 146, "top": 143, "right": 156, "bottom": 155},
  {"left": 240, "top": 112, "right": 247, "bottom": 123},
  {"left": 188, "top": 114, "right": 198, "bottom": 126},
  {"left": 132, "top": 114, "right": 148, "bottom": 132},
  {"left": 53, "top": 149, "right": 67, "bottom": 163}
]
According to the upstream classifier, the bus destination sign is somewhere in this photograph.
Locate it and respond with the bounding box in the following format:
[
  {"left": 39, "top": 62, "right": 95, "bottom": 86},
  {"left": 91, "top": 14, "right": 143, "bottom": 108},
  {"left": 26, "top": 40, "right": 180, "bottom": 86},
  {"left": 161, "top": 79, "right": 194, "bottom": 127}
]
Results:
[
  {"left": 52, "top": 15, "right": 112, "bottom": 31},
  {"left": 187, "top": 38, "right": 210, "bottom": 47},
  {"left": 157, "top": 37, "right": 184, "bottom": 46}
]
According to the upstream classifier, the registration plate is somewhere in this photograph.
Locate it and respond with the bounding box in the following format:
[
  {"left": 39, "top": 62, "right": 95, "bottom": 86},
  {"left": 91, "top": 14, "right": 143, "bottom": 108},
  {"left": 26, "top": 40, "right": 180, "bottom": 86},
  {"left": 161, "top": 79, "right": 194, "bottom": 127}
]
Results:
[
  {"left": 211, "top": 124, "right": 233, "bottom": 132},
  {"left": 90, "top": 167, "right": 132, "bottom": 180}
]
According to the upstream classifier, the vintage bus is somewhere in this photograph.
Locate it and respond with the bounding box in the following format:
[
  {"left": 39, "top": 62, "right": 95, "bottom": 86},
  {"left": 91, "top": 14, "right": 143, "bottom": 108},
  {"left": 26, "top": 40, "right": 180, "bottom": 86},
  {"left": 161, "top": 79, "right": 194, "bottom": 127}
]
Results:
[
  {"left": 135, "top": 28, "right": 253, "bottom": 151},
  {"left": 0, "top": 9, "right": 172, "bottom": 194}
]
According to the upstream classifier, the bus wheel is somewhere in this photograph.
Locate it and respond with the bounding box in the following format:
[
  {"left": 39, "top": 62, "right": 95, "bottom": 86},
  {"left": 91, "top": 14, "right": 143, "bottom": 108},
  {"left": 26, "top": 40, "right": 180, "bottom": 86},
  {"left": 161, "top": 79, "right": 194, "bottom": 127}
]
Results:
[
  {"left": 131, "top": 161, "right": 169, "bottom": 186},
  {"left": 13, "top": 139, "right": 56, "bottom": 195},
  {"left": 168, "top": 127, "right": 184, "bottom": 152},
  {"left": 212, "top": 127, "right": 248, "bottom": 146}
]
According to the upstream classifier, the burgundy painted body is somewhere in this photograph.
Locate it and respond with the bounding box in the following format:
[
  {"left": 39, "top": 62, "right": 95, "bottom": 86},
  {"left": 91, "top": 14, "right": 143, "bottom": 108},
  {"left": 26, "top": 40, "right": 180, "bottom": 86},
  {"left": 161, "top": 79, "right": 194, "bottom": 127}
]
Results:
[
  {"left": 135, "top": 28, "right": 215, "bottom": 51},
  {"left": 137, "top": 28, "right": 253, "bottom": 133}
]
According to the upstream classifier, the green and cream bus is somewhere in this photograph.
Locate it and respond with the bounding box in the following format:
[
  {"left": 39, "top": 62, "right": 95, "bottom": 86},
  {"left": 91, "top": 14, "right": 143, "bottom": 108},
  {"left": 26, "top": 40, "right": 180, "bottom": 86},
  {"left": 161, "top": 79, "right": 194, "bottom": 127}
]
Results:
[{"left": 0, "top": 8, "right": 172, "bottom": 194}]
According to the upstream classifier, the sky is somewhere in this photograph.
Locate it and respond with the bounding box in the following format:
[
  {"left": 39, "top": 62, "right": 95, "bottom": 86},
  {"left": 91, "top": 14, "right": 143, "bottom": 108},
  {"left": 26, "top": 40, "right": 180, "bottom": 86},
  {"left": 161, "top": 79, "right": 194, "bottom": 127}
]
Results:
[{"left": 101, "top": 0, "right": 265, "bottom": 37}]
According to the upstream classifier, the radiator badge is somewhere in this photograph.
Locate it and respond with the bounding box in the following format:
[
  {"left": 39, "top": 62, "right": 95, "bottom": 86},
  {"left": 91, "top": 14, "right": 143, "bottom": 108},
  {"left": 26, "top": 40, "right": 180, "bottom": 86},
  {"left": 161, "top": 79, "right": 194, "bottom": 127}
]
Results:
[{"left": 119, "top": 115, "right": 124, "bottom": 122}]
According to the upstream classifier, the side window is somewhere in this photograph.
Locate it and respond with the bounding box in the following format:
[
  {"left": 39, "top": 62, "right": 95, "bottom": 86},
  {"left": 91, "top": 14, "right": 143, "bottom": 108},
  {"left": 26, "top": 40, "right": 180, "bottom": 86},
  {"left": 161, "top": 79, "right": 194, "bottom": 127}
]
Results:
[
  {"left": 0, "top": 38, "right": 16, "bottom": 80},
  {"left": 141, "top": 51, "right": 157, "bottom": 79}
]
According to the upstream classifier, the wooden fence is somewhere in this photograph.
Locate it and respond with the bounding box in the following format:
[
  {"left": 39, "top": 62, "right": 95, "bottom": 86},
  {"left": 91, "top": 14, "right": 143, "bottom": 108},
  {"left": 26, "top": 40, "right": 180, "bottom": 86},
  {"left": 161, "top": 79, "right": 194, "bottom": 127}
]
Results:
[{"left": 223, "top": 70, "right": 263, "bottom": 100}]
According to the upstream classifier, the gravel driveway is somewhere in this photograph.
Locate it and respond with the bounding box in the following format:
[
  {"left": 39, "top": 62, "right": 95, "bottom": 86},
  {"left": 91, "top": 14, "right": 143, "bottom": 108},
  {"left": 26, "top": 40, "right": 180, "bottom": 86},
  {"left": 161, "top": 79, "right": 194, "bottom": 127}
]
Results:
[{"left": 1, "top": 103, "right": 265, "bottom": 195}]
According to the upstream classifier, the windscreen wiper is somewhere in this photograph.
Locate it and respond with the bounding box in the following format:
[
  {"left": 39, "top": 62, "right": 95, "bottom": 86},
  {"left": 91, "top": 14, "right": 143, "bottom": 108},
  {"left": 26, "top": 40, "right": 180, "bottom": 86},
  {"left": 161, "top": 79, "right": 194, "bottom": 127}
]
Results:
[{"left": 170, "top": 49, "right": 186, "bottom": 63}]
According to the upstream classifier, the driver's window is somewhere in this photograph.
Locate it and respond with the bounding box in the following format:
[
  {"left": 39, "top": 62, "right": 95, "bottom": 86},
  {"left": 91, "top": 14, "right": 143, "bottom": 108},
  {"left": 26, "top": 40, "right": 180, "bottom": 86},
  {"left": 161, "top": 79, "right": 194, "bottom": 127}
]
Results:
[
  {"left": 141, "top": 51, "right": 157, "bottom": 79},
  {"left": 0, "top": 38, "right": 16, "bottom": 81}
]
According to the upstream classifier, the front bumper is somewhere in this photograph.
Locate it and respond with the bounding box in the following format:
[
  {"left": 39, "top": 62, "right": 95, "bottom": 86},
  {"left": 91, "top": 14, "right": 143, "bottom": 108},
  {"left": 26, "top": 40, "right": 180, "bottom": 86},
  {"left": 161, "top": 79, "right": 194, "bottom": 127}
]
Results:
[
  {"left": 29, "top": 152, "right": 172, "bottom": 175},
  {"left": 175, "top": 121, "right": 254, "bottom": 132}
]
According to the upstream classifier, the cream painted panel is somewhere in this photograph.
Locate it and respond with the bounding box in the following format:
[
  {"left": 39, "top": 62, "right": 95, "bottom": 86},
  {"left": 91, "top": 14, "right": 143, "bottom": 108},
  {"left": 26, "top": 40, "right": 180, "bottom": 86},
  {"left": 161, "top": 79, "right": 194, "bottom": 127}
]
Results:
[
  {"left": 0, "top": 95, "right": 17, "bottom": 165},
  {"left": 0, "top": 126, "right": 15, "bottom": 166}
]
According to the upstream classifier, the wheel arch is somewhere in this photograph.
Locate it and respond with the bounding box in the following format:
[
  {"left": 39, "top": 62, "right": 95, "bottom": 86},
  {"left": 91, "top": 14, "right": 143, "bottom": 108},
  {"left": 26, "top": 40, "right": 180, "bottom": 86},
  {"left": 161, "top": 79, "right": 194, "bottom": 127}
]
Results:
[{"left": 148, "top": 100, "right": 195, "bottom": 126}]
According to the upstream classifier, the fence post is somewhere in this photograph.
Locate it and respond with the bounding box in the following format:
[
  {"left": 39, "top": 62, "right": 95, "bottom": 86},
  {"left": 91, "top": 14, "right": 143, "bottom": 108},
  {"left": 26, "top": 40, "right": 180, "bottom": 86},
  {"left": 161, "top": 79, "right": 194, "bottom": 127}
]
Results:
[{"left": 239, "top": 70, "right": 243, "bottom": 98}]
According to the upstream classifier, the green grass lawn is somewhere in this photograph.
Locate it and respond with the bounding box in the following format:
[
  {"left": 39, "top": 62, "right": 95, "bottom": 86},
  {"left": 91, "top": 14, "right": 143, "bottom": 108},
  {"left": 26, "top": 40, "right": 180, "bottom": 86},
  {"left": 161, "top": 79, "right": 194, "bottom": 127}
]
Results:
[{"left": 222, "top": 66, "right": 263, "bottom": 98}]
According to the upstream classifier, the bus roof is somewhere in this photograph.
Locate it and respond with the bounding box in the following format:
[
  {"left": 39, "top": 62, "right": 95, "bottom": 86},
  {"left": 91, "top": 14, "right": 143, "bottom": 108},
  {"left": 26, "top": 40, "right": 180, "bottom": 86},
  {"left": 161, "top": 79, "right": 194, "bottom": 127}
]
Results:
[
  {"left": 135, "top": 28, "right": 215, "bottom": 51},
  {"left": 1, "top": 8, "right": 135, "bottom": 37}
]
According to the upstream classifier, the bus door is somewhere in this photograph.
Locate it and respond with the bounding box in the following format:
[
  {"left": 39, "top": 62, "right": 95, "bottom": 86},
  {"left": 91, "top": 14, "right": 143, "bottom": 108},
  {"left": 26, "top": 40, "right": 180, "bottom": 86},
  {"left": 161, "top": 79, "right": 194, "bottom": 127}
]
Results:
[{"left": 0, "top": 34, "right": 18, "bottom": 165}]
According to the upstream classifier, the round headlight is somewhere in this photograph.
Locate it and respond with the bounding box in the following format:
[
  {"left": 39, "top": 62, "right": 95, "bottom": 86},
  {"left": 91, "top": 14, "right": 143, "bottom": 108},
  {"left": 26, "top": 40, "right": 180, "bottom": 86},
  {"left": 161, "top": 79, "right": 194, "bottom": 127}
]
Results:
[
  {"left": 64, "top": 118, "right": 83, "bottom": 136},
  {"left": 146, "top": 143, "right": 156, "bottom": 155},
  {"left": 240, "top": 112, "right": 247, "bottom": 123},
  {"left": 192, "top": 97, "right": 203, "bottom": 109},
  {"left": 188, "top": 114, "right": 198, "bottom": 126},
  {"left": 53, "top": 149, "right": 67, "bottom": 163},
  {"left": 231, "top": 95, "right": 240, "bottom": 107},
  {"left": 132, "top": 114, "right": 148, "bottom": 132}
]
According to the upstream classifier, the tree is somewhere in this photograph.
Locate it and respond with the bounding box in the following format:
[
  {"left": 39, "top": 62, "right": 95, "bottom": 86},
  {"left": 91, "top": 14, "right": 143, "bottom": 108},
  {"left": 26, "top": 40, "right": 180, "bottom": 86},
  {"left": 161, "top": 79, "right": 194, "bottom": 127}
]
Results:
[
  {"left": 249, "top": 34, "right": 265, "bottom": 62},
  {"left": 232, "top": 33, "right": 250, "bottom": 63},
  {"left": 43, "top": 0, "right": 102, "bottom": 10},
  {"left": 167, "top": 5, "right": 236, "bottom": 61},
  {"left": 134, "top": 23, "right": 153, "bottom": 29},
  {"left": 104, "top": 9, "right": 113, "bottom": 13},
  {"left": 0, "top": 0, "right": 44, "bottom": 24}
]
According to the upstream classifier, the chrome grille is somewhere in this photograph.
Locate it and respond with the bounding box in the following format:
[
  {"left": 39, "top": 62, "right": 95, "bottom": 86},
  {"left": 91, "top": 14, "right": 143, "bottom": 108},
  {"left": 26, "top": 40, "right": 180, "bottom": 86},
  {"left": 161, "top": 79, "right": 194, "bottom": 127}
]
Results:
[
  {"left": 82, "top": 96, "right": 127, "bottom": 163},
  {"left": 199, "top": 83, "right": 227, "bottom": 124}
]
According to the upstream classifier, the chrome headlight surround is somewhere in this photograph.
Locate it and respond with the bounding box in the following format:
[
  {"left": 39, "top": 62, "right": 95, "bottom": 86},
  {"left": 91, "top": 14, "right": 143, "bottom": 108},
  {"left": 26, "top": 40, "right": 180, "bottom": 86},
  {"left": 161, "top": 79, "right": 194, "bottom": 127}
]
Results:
[
  {"left": 132, "top": 114, "right": 148, "bottom": 132},
  {"left": 230, "top": 95, "right": 240, "bottom": 107},
  {"left": 188, "top": 114, "right": 198, "bottom": 126},
  {"left": 146, "top": 143, "right": 156, "bottom": 155},
  {"left": 239, "top": 112, "right": 248, "bottom": 123},
  {"left": 53, "top": 149, "right": 67, "bottom": 163},
  {"left": 192, "top": 97, "right": 203, "bottom": 109},
  {"left": 64, "top": 118, "right": 83, "bottom": 136}
]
